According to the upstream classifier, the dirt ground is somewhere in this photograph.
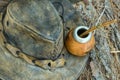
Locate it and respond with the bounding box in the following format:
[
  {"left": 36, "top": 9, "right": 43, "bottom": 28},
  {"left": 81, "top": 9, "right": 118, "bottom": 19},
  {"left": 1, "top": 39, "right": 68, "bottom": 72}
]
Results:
[
  {"left": 74, "top": 0, "right": 120, "bottom": 80},
  {"left": 0, "top": 0, "right": 120, "bottom": 80}
]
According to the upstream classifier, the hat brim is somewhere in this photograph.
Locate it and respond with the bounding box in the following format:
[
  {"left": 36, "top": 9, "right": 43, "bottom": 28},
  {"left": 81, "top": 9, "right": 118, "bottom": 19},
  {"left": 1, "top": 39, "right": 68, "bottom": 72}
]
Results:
[{"left": 0, "top": 41, "right": 88, "bottom": 80}]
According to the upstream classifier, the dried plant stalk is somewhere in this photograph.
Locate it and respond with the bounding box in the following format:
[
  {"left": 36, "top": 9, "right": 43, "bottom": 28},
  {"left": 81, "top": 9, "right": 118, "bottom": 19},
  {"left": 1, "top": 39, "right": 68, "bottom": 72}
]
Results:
[{"left": 111, "top": 51, "right": 120, "bottom": 53}]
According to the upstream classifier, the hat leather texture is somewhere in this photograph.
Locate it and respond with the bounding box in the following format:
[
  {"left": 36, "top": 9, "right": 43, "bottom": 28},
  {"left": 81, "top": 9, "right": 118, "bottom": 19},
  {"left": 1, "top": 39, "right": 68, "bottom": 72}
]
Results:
[{"left": 3, "top": 0, "right": 63, "bottom": 60}]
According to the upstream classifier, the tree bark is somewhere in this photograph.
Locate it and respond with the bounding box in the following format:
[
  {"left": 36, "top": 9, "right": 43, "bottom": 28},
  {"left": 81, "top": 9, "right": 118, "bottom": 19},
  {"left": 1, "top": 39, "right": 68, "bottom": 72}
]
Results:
[
  {"left": 0, "top": 0, "right": 120, "bottom": 80},
  {"left": 78, "top": 0, "right": 120, "bottom": 80}
]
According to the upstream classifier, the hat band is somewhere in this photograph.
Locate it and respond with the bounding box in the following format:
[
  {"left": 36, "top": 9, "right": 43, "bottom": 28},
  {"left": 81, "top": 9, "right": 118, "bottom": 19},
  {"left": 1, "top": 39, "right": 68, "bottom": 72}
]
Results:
[{"left": 0, "top": 25, "right": 65, "bottom": 69}]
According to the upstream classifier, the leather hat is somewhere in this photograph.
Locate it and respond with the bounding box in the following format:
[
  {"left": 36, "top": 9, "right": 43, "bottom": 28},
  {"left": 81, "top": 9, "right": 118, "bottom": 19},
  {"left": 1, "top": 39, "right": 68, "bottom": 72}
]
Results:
[{"left": 0, "top": 0, "right": 88, "bottom": 80}]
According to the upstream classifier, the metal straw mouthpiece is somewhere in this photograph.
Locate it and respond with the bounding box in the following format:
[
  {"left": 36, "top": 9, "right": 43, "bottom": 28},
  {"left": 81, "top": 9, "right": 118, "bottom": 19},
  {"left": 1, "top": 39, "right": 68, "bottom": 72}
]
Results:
[{"left": 73, "top": 26, "right": 92, "bottom": 43}]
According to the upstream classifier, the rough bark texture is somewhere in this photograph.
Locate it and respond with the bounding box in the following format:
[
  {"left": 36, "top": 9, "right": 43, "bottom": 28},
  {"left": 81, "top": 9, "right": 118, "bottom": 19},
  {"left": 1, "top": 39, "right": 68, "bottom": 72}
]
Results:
[
  {"left": 76, "top": 0, "right": 120, "bottom": 80},
  {"left": 0, "top": 0, "right": 120, "bottom": 80}
]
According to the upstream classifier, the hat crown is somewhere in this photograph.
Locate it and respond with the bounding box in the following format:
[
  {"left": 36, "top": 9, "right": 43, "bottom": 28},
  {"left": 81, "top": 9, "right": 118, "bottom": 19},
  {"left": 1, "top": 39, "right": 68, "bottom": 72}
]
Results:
[{"left": 3, "top": 0, "right": 63, "bottom": 60}]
